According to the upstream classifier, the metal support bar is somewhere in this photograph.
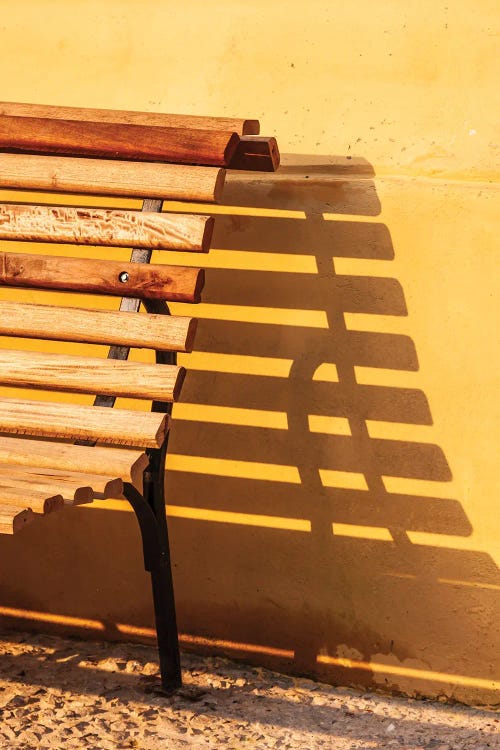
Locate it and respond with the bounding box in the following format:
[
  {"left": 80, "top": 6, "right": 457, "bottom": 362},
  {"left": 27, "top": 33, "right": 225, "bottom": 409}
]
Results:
[{"left": 77, "top": 197, "right": 182, "bottom": 690}]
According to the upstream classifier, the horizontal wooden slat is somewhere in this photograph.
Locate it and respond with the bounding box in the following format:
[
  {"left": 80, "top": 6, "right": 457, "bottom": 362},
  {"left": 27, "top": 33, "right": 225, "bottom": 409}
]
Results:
[
  {"left": 0, "top": 504, "right": 34, "bottom": 534},
  {"left": 0, "top": 485, "right": 63, "bottom": 514},
  {"left": 0, "top": 115, "right": 240, "bottom": 166},
  {"left": 229, "top": 136, "right": 280, "bottom": 172},
  {"left": 0, "top": 465, "right": 122, "bottom": 502},
  {"left": 0, "top": 253, "right": 204, "bottom": 302},
  {"left": 0, "top": 301, "right": 197, "bottom": 352},
  {"left": 0, "top": 472, "right": 90, "bottom": 505},
  {"left": 0, "top": 436, "right": 148, "bottom": 487},
  {"left": 0, "top": 102, "right": 260, "bottom": 136},
  {"left": 0, "top": 154, "right": 226, "bottom": 203},
  {"left": 0, "top": 398, "right": 169, "bottom": 447},
  {"left": 0, "top": 350, "right": 185, "bottom": 401},
  {"left": 0, "top": 204, "right": 214, "bottom": 251}
]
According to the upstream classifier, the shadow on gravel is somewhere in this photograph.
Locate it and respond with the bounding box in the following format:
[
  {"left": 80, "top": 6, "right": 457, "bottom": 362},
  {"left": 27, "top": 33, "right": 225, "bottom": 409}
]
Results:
[{"left": 0, "top": 633, "right": 497, "bottom": 747}]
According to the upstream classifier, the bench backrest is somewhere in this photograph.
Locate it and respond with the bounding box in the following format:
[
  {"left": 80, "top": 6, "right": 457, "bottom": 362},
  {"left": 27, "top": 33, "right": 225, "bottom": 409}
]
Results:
[{"left": 0, "top": 103, "right": 279, "bottom": 451}]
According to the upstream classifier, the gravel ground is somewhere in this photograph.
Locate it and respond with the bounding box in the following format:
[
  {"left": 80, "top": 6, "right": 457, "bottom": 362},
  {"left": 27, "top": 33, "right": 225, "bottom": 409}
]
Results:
[{"left": 0, "top": 631, "right": 497, "bottom": 749}]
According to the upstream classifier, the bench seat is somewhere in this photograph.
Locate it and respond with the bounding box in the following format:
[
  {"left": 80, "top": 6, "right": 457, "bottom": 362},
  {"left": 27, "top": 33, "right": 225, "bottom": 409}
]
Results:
[{"left": 0, "top": 433, "right": 149, "bottom": 532}]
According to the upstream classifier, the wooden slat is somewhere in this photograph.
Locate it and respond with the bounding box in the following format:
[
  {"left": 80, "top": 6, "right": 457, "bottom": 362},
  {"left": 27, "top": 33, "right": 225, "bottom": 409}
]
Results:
[
  {"left": 229, "top": 136, "right": 280, "bottom": 172},
  {"left": 0, "top": 486, "right": 63, "bottom": 514},
  {"left": 0, "top": 350, "right": 186, "bottom": 401},
  {"left": 0, "top": 301, "right": 197, "bottom": 352},
  {"left": 0, "top": 115, "right": 240, "bottom": 166},
  {"left": 0, "top": 102, "right": 260, "bottom": 136},
  {"left": 0, "top": 436, "right": 148, "bottom": 486},
  {"left": 0, "top": 473, "right": 90, "bottom": 505},
  {"left": 0, "top": 253, "right": 204, "bottom": 302},
  {"left": 0, "top": 504, "right": 34, "bottom": 534},
  {"left": 0, "top": 154, "right": 226, "bottom": 203},
  {"left": 0, "top": 465, "right": 122, "bottom": 502},
  {"left": 0, "top": 398, "right": 169, "bottom": 447},
  {"left": 0, "top": 204, "right": 214, "bottom": 251}
]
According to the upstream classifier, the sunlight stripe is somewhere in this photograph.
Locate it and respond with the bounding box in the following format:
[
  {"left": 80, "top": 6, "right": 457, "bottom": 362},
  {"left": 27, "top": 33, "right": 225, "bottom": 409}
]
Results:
[
  {"left": 319, "top": 469, "right": 368, "bottom": 490},
  {"left": 173, "top": 403, "right": 288, "bottom": 429},
  {"left": 178, "top": 351, "right": 293, "bottom": 377},
  {"left": 332, "top": 523, "right": 393, "bottom": 541},
  {"left": 167, "top": 505, "right": 311, "bottom": 531},
  {"left": 382, "top": 476, "right": 456, "bottom": 499},
  {"left": 316, "top": 654, "right": 500, "bottom": 690},
  {"left": 308, "top": 415, "right": 351, "bottom": 435},
  {"left": 167, "top": 454, "right": 301, "bottom": 483},
  {"left": 193, "top": 304, "right": 329, "bottom": 328}
]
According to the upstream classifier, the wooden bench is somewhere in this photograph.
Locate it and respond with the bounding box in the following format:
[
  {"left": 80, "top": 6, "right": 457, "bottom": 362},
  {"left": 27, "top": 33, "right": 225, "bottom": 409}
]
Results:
[{"left": 0, "top": 102, "right": 279, "bottom": 691}]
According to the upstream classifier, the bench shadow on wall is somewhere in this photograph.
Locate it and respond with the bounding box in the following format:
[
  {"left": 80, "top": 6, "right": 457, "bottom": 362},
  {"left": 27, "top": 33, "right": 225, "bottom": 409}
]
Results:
[
  {"left": 169, "top": 156, "right": 499, "bottom": 703},
  {"left": 0, "top": 156, "right": 498, "bottom": 703}
]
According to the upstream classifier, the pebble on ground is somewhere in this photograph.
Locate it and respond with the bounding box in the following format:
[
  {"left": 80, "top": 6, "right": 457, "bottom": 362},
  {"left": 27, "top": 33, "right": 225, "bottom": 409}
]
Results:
[{"left": 0, "top": 631, "right": 498, "bottom": 749}]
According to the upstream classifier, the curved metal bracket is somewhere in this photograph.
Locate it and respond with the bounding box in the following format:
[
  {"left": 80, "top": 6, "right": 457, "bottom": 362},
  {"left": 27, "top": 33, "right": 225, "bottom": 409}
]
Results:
[{"left": 124, "top": 481, "right": 181, "bottom": 692}]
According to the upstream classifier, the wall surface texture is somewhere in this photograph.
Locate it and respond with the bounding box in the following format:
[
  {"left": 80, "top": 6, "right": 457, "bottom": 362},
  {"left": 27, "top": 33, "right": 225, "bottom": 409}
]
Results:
[{"left": 0, "top": 1, "right": 498, "bottom": 706}]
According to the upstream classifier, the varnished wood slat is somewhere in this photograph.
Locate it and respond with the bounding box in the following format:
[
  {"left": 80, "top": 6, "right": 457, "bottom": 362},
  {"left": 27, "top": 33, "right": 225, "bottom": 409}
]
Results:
[
  {"left": 0, "top": 437, "right": 148, "bottom": 486},
  {"left": 0, "top": 465, "right": 122, "bottom": 502},
  {"left": 229, "top": 136, "right": 280, "bottom": 172},
  {"left": 0, "top": 472, "right": 90, "bottom": 505},
  {"left": 0, "top": 204, "right": 214, "bottom": 251},
  {"left": 0, "top": 115, "right": 240, "bottom": 166},
  {"left": 0, "top": 350, "right": 185, "bottom": 401},
  {"left": 0, "top": 253, "right": 205, "bottom": 302},
  {"left": 0, "top": 486, "right": 63, "bottom": 514},
  {"left": 0, "top": 301, "right": 197, "bottom": 352},
  {"left": 0, "top": 154, "right": 226, "bottom": 203},
  {"left": 0, "top": 504, "right": 34, "bottom": 534},
  {"left": 0, "top": 398, "right": 169, "bottom": 447},
  {"left": 0, "top": 102, "right": 260, "bottom": 136}
]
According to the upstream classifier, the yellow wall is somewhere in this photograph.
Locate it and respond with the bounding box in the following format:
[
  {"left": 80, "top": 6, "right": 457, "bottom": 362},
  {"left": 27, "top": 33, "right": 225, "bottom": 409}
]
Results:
[{"left": 0, "top": 1, "right": 498, "bottom": 705}]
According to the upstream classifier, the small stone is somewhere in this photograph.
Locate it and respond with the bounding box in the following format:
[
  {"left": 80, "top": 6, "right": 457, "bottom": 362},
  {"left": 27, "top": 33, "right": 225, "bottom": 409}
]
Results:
[
  {"left": 140, "top": 708, "right": 159, "bottom": 720},
  {"left": 142, "top": 662, "right": 159, "bottom": 676},
  {"left": 202, "top": 695, "right": 219, "bottom": 707},
  {"left": 110, "top": 720, "right": 128, "bottom": 732},
  {"left": 124, "top": 660, "right": 142, "bottom": 673},
  {"left": 176, "top": 686, "right": 207, "bottom": 701},
  {"left": 6, "top": 695, "right": 29, "bottom": 708}
]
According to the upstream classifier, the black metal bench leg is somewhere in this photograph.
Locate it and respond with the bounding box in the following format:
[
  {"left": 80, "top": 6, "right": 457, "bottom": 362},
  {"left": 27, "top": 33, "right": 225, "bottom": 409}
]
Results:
[
  {"left": 149, "top": 552, "right": 182, "bottom": 691},
  {"left": 123, "top": 481, "right": 181, "bottom": 692}
]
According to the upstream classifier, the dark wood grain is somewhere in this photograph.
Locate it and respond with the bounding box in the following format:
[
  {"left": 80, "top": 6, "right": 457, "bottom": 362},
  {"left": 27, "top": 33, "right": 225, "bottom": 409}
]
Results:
[
  {"left": 0, "top": 114, "right": 240, "bottom": 166},
  {"left": 229, "top": 136, "right": 281, "bottom": 171},
  {"left": 0, "top": 252, "right": 204, "bottom": 302}
]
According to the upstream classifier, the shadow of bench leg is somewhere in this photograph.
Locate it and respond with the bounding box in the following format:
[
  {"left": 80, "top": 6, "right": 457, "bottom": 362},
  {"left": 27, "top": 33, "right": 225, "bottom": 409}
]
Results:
[{"left": 123, "top": 481, "right": 181, "bottom": 692}]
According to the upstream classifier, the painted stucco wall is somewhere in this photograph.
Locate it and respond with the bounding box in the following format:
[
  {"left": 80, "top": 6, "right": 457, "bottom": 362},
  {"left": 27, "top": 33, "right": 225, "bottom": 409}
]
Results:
[{"left": 0, "top": 1, "right": 498, "bottom": 705}]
